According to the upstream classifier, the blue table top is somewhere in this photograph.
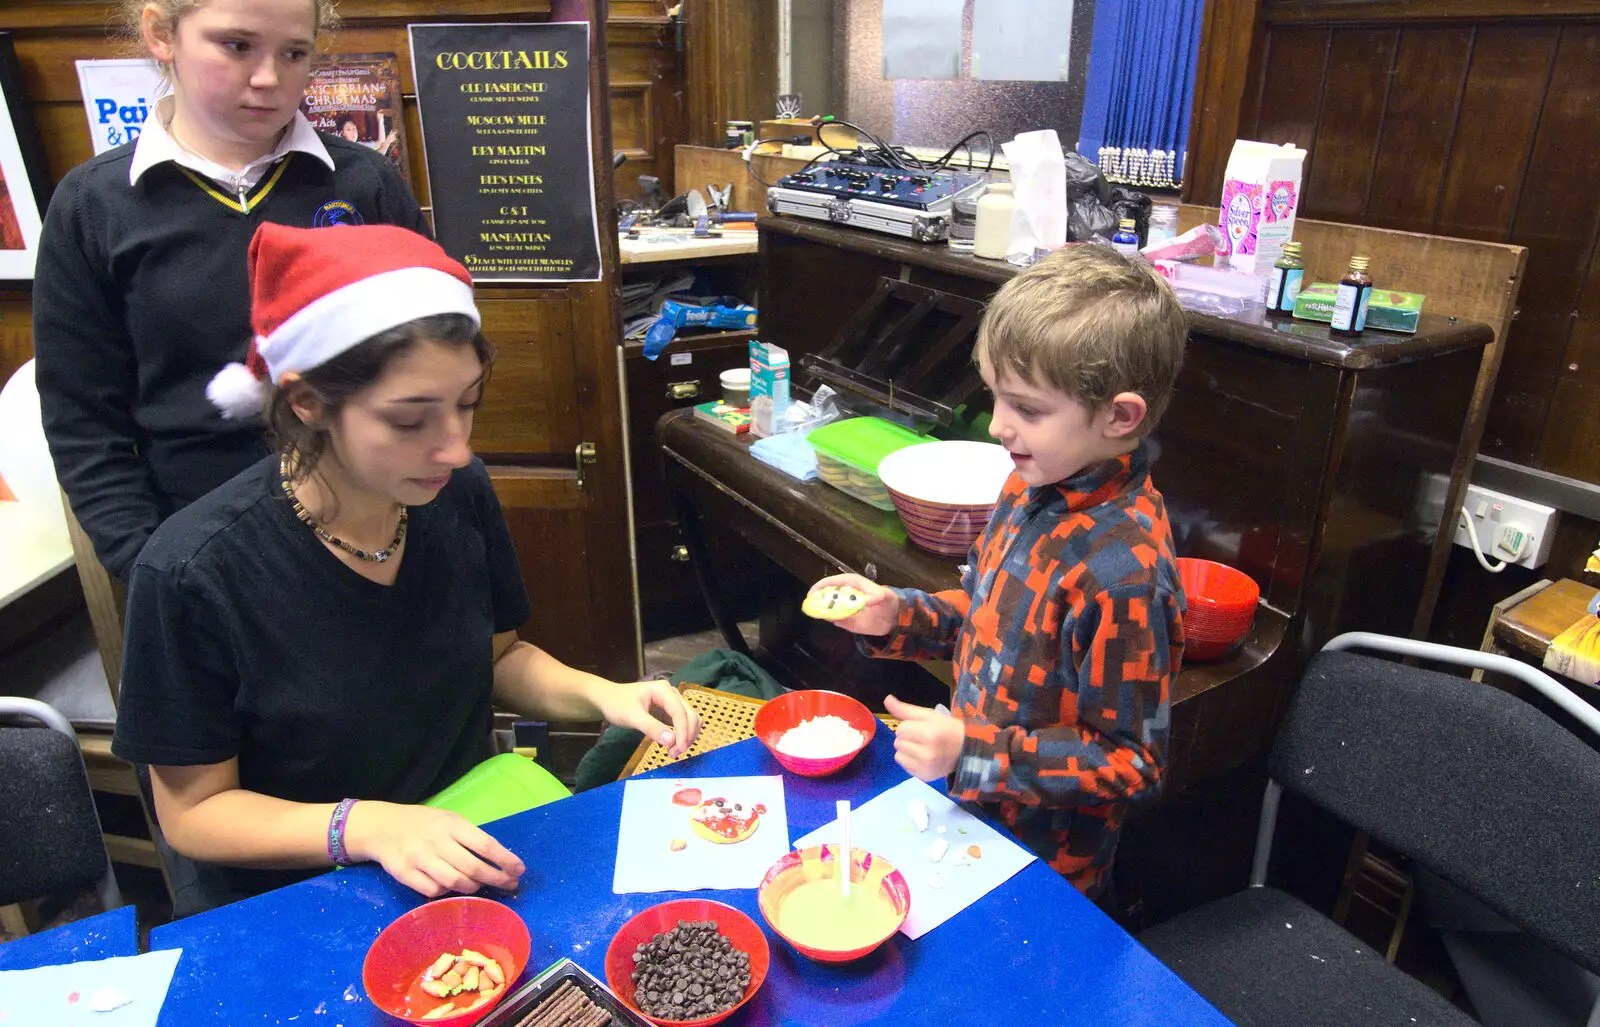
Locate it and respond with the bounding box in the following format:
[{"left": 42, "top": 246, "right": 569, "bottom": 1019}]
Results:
[
  {"left": 149, "top": 733, "right": 1230, "bottom": 1025},
  {"left": 0, "top": 905, "right": 139, "bottom": 972}
]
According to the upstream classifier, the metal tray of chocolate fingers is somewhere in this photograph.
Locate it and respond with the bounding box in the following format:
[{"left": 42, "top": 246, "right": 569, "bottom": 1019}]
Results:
[{"left": 477, "top": 957, "right": 653, "bottom": 1027}]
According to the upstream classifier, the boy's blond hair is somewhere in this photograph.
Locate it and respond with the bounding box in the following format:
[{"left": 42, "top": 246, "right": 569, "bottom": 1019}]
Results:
[{"left": 974, "top": 245, "right": 1187, "bottom": 435}]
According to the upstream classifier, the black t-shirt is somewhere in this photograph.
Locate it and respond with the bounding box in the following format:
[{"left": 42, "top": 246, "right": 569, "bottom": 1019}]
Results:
[
  {"left": 34, "top": 137, "right": 431, "bottom": 580},
  {"left": 113, "top": 455, "right": 531, "bottom": 902}
]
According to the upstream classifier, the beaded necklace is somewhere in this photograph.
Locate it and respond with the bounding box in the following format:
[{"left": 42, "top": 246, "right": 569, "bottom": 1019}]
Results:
[{"left": 279, "top": 455, "right": 407, "bottom": 563}]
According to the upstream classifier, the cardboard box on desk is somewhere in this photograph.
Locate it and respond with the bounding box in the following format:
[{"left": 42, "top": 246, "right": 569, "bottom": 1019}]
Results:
[
  {"left": 1294, "top": 284, "right": 1426, "bottom": 333},
  {"left": 749, "top": 341, "right": 790, "bottom": 437},
  {"left": 1217, "top": 140, "right": 1305, "bottom": 281}
]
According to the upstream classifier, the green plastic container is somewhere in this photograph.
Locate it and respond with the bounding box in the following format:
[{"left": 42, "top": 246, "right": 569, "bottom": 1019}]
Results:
[
  {"left": 423, "top": 752, "right": 572, "bottom": 826},
  {"left": 807, "top": 417, "right": 930, "bottom": 510}
]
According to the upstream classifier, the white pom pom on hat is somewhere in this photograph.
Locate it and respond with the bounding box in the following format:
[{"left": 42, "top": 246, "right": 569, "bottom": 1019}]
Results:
[
  {"left": 206, "top": 358, "right": 270, "bottom": 420},
  {"left": 206, "top": 223, "right": 480, "bottom": 418}
]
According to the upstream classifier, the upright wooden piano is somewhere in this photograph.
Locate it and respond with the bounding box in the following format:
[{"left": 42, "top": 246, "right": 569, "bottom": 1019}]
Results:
[{"left": 654, "top": 216, "right": 1494, "bottom": 925}]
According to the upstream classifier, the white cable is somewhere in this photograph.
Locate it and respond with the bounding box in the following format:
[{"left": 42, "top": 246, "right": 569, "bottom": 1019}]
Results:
[{"left": 1460, "top": 505, "right": 1508, "bottom": 573}]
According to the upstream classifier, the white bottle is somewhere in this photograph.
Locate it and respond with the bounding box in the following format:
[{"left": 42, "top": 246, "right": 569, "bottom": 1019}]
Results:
[{"left": 972, "top": 182, "right": 1015, "bottom": 260}]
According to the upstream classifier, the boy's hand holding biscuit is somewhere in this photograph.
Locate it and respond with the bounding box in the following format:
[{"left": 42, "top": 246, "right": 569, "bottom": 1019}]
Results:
[
  {"left": 883, "top": 695, "right": 965, "bottom": 782},
  {"left": 802, "top": 574, "right": 900, "bottom": 636}
]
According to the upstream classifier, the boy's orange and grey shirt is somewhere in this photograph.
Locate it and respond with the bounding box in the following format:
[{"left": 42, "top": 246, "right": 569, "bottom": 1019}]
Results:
[{"left": 863, "top": 443, "right": 1185, "bottom": 898}]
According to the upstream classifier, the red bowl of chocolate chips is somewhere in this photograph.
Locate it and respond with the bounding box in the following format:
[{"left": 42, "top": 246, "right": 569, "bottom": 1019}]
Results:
[{"left": 603, "top": 899, "right": 769, "bottom": 1026}]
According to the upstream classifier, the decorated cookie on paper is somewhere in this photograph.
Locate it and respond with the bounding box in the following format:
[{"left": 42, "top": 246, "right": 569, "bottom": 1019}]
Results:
[{"left": 689, "top": 796, "right": 767, "bottom": 844}]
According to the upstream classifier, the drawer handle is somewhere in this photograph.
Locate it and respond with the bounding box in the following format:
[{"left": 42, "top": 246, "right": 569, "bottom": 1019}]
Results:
[
  {"left": 671, "top": 544, "right": 691, "bottom": 562},
  {"left": 668, "top": 381, "right": 701, "bottom": 400}
]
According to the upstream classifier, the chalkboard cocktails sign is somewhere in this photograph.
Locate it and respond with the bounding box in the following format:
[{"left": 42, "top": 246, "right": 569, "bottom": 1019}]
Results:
[{"left": 408, "top": 22, "right": 601, "bottom": 283}]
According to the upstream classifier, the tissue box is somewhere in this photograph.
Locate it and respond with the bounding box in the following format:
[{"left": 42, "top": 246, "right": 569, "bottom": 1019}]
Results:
[
  {"left": 749, "top": 341, "right": 790, "bottom": 437},
  {"left": 1217, "top": 140, "right": 1306, "bottom": 280},
  {"left": 1292, "top": 285, "right": 1425, "bottom": 333}
]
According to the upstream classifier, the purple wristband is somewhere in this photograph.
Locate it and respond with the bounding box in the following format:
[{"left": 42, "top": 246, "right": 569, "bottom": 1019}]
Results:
[{"left": 328, "top": 798, "right": 359, "bottom": 867}]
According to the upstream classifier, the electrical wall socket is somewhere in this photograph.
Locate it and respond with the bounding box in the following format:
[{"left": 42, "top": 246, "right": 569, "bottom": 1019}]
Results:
[{"left": 1415, "top": 473, "right": 1559, "bottom": 570}]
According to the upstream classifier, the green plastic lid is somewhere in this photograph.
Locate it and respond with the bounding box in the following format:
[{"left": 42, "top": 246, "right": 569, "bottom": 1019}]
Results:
[
  {"left": 807, "top": 416, "right": 929, "bottom": 476},
  {"left": 423, "top": 752, "right": 571, "bottom": 826}
]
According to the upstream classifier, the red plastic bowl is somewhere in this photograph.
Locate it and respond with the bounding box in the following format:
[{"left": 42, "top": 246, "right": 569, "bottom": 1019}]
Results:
[
  {"left": 603, "top": 899, "right": 770, "bottom": 1026},
  {"left": 757, "top": 846, "right": 911, "bottom": 962},
  {"left": 363, "top": 896, "right": 531, "bottom": 1026},
  {"left": 753, "top": 690, "right": 877, "bottom": 776},
  {"left": 1179, "top": 558, "right": 1259, "bottom": 640},
  {"left": 1179, "top": 558, "right": 1260, "bottom": 613}
]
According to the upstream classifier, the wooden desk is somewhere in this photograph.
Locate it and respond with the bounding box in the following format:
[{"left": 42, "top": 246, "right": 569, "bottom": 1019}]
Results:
[
  {"left": 1487, "top": 578, "right": 1600, "bottom": 662},
  {"left": 659, "top": 409, "right": 1291, "bottom": 787}
]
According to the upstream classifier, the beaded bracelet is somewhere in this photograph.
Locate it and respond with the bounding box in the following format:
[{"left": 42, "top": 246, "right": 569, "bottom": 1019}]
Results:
[{"left": 328, "top": 798, "right": 359, "bottom": 867}]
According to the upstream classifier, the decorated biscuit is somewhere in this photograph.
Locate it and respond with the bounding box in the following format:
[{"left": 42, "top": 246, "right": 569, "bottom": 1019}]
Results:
[
  {"left": 802, "top": 584, "right": 868, "bottom": 621},
  {"left": 689, "top": 797, "right": 766, "bottom": 844}
]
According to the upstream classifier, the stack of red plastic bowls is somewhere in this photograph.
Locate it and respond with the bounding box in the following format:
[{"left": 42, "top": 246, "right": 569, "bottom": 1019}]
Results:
[{"left": 1178, "top": 557, "right": 1260, "bottom": 661}]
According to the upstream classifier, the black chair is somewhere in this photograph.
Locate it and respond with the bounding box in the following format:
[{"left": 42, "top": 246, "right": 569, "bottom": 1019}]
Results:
[
  {"left": 0, "top": 697, "right": 123, "bottom": 926},
  {"left": 1139, "top": 632, "right": 1600, "bottom": 1027}
]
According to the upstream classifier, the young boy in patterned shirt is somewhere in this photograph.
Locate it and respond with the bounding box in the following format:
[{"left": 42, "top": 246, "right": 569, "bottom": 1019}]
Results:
[{"left": 813, "top": 245, "right": 1188, "bottom": 900}]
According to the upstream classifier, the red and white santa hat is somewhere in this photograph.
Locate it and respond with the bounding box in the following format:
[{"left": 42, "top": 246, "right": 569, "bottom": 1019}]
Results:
[{"left": 207, "top": 222, "right": 480, "bottom": 419}]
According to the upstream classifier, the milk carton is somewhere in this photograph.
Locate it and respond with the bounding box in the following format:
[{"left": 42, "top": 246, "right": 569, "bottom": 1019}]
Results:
[
  {"left": 1217, "top": 140, "right": 1306, "bottom": 280},
  {"left": 749, "top": 341, "right": 790, "bottom": 438}
]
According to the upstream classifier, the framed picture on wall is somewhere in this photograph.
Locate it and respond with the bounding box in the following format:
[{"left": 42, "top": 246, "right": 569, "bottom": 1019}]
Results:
[{"left": 0, "top": 33, "right": 49, "bottom": 282}]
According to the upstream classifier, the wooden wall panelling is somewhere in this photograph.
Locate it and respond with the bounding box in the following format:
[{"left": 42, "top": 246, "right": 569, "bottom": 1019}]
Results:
[
  {"left": 1247, "top": 28, "right": 1329, "bottom": 175},
  {"left": 472, "top": 297, "right": 582, "bottom": 457},
  {"left": 1364, "top": 26, "right": 1473, "bottom": 235},
  {"left": 1299, "top": 28, "right": 1395, "bottom": 222},
  {"left": 1260, "top": 0, "right": 1600, "bottom": 23},
  {"left": 683, "top": 0, "right": 778, "bottom": 148},
  {"left": 1488, "top": 23, "right": 1600, "bottom": 466},
  {"left": 606, "top": 14, "right": 683, "bottom": 202},
  {"left": 563, "top": 2, "right": 642, "bottom": 680},
  {"left": 1546, "top": 232, "right": 1600, "bottom": 478},
  {"left": 1182, "top": 0, "right": 1266, "bottom": 205},
  {"left": 1430, "top": 26, "right": 1558, "bottom": 243}
]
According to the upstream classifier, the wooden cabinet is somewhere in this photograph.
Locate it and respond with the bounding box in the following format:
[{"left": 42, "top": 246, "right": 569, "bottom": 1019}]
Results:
[{"left": 622, "top": 329, "right": 767, "bottom": 638}]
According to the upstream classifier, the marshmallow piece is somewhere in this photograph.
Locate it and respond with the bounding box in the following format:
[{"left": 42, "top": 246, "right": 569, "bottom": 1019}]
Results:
[
  {"left": 908, "top": 800, "right": 930, "bottom": 832},
  {"left": 927, "top": 838, "right": 949, "bottom": 863}
]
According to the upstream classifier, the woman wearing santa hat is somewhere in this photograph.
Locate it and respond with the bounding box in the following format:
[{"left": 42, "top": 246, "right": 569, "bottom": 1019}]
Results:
[{"left": 111, "top": 222, "right": 702, "bottom": 916}]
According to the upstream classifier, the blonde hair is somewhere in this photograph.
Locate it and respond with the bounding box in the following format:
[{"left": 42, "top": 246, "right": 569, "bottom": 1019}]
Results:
[
  {"left": 122, "top": 0, "right": 341, "bottom": 64},
  {"left": 974, "top": 245, "right": 1187, "bottom": 435}
]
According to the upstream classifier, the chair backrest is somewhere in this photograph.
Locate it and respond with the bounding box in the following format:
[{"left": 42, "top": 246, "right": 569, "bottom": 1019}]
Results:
[
  {"left": 0, "top": 697, "right": 120, "bottom": 910},
  {"left": 1269, "top": 650, "right": 1600, "bottom": 975}
]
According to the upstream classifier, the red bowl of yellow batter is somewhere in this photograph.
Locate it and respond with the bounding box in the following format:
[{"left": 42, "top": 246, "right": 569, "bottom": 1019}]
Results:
[{"left": 756, "top": 846, "right": 911, "bottom": 962}]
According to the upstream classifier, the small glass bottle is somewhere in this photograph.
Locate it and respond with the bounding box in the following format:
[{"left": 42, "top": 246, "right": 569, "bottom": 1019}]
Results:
[
  {"left": 972, "top": 183, "right": 1015, "bottom": 260},
  {"left": 1268, "top": 240, "right": 1305, "bottom": 315},
  {"left": 1330, "top": 255, "right": 1373, "bottom": 335},
  {"left": 1111, "top": 218, "right": 1140, "bottom": 256},
  {"left": 947, "top": 190, "right": 983, "bottom": 253},
  {"left": 1147, "top": 205, "right": 1178, "bottom": 247}
]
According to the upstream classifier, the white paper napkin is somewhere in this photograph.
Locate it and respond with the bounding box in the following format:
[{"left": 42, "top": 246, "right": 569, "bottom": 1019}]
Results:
[
  {"left": 0, "top": 948, "right": 182, "bottom": 1027},
  {"left": 613, "top": 776, "right": 790, "bottom": 894}
]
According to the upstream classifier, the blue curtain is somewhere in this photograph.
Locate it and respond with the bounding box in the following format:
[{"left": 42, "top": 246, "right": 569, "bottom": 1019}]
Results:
[{"left": 1077, "top": 0, "right": 1204, "bottom": 188}]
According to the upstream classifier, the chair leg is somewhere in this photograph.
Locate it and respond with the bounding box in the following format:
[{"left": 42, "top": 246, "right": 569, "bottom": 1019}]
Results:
[{"left": 96, "top": 864, "right": 125, "bottom": 913}]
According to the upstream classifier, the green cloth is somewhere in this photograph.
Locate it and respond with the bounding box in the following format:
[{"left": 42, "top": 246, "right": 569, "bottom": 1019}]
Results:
[{"left": 573, "top": 648, "right": 783, "bottom": 791}]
